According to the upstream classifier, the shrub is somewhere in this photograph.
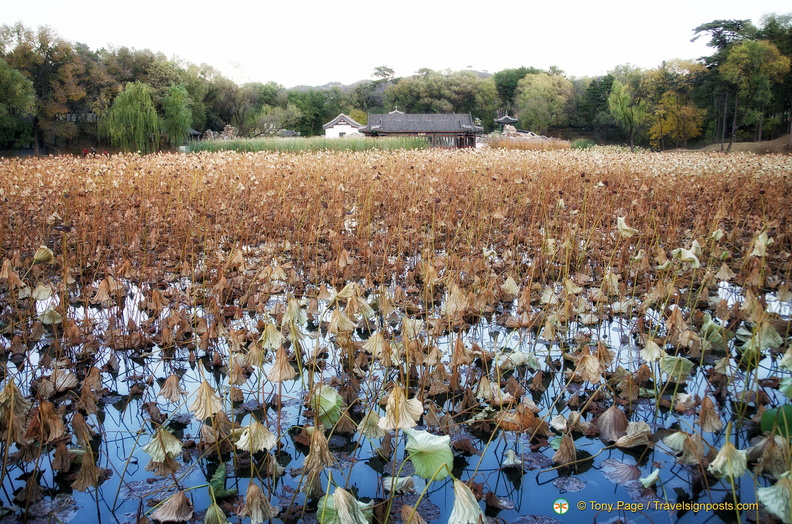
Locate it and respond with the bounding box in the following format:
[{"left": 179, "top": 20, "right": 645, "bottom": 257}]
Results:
[{"left": 571, "top": 138, "right": 596, "bottom": 149}]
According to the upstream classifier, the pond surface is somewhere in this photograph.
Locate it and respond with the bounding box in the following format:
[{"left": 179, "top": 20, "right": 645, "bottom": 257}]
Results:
[{"left": 0, "top": 275, "right": 789, "bottom": 524}]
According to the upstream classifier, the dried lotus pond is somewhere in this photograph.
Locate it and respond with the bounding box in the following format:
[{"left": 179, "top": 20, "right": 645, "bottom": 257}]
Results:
[{"left": 0, "top": 148, "right": 790, "bottom": 523}]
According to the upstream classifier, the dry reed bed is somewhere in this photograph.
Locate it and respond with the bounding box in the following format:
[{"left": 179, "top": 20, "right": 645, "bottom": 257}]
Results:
[
  {"left": 1, "top": 149, "right": 789, "bottom": 290},
  {"left": 0, "top": 149, "right": 790, "bottom": 523}
]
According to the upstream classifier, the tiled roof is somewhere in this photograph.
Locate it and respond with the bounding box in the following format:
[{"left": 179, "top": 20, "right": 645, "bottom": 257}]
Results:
[
  {"left": 495, "top": 113, "right": 518, "bottom": 124},
  {"left": 323, "top": 113, "right": 363, "bottom": 129},
  {"left": 359, "top": 113, "right": 482, "bottom": 134}
]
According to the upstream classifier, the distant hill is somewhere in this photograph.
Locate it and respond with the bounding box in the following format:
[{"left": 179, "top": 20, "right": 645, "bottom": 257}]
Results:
[{"left": 287, "top": 69, "right": 492, "bottom": 92}]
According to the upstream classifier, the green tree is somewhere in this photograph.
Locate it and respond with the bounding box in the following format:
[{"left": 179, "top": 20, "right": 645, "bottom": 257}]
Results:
[
  {"left": 721, "top": 39, "right": 790, "bottom": 143},
  {"left": 287, "top": 89, "right": 329, "bottom": 136},
  {"left": 692, "top": 19, "right": 756, "bottom": 56},
  {"left": 101, "top": 81, "right": 159, "bottom": 153},
  {"left": 755, "top": 14, "right": 792, "bottom": 140},
  {"left": 608, "top": 79, "right": 647, "bottom": 151},
  {"left": 254, "top": 103, "right": 303, "bottom": 135},
  {"left": 0, "top": 58, "right": 35, "bottom": 148},
  {"left": 514, "top": 73, "right": 574, "bottom": 134},
  {"left": 372, "top": 65, "right": 395, "bottom": 85},
  {"left": 161, "top": 84, "right": 192, "bottom": 147},
  {"left": 493, "top": 67, "right": 541, "bottom": 111},
  {"left": 574, "top": 74, "right": 615, "bottom": 130},
  {"left": 384, "top": 70, "right": 497, "bottom": 128}
]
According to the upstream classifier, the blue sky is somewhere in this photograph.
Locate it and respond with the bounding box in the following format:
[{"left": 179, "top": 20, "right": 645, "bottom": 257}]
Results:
[{"left": 3, "top": 0, "right": 790, "bottom": 87}]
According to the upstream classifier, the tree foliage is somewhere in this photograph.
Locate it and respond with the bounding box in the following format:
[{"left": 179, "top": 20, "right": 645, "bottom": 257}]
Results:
[
  {"left": 161, "top": 84, "right": 192, "bottom": 147},
  {"left": 721, "top": 40, "right": 790, "bottom": 104},
  {"left": 608, "top": 79, "right": 647, "bottom": 151},
  {"left": 0, "top": 58, "right": 35, "bottom": 148},
  {"left": 642, "top": 60, "right": 706, "bottom": 149},
  {"left": 0, "top": 23, "right": 87, "bottom": 151},
  {"left": 384, "top": 70, "right": 497, "bottom": 128},
  {"left": 3, "top": 15, "right": 792, "bottom": 154},
  {"left": 493, "top": 67, "right": 540, "bottom": 110},
  {"left": 101, "top": 81, "right": 159, "bottom": 153},
  {"left": 647, "top": 92, "right": 706, "bottom": 149},
  {"left": 515, "top": 73, "right": 573, "bottom": 134}
]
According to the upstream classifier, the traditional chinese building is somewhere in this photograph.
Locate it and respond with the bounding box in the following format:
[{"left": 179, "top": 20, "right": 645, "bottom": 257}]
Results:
[
  {"left": 358, "top": 110, "right": 482, "bottom": 148},
  {"left": 323, "top": 113, "right": 363, "bottom": 138}
]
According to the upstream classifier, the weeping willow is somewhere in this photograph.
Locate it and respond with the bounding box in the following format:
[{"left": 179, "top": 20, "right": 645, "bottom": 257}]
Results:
[
  {"left": 161, "top": 84, "right": 192, "bottom": 148},
  {"left": 101, "top": 82, "right": 159, "bottom": 153}
]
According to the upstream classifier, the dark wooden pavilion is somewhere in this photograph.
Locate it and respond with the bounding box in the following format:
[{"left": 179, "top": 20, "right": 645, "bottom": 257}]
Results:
[
  {"left": 358, "top": 110, "right": 482, "bottom": 148},
  {"left": 494, "top": 112, "right": 519, "bottom": 130}
]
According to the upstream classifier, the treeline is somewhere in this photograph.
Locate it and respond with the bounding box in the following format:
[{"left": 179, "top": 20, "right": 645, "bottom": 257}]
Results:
[{"left": 1, "top": 15, "right": 790, "bottom": 154}]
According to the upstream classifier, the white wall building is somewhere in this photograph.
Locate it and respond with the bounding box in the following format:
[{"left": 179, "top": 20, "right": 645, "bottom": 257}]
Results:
[{"left": 323, "top": 114, "right": 363, "bottom": 138}]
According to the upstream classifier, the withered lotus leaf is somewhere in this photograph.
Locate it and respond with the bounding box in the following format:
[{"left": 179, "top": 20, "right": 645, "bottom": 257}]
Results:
[
  {"left": 757, "top": 472, "right": 792, "bottom": 524},
  {"left": 615, "top": 421, "right": 652, "bottom": 448},
  {"left": 71, "top": 448, "right": 100, "bottom": 491},
  {"left": 748, "top": 434, "right": 790, "bottom": 478},
  {"left": 708, "top": 439, "right": 747, "bottom": 479},
  {"left": 33, "top": 245, "right": 55, "bottom": 264},
  {"left": 595, "top": 406, "right": 628, "bottom": 443},
  {"left": 268, "top": 346, "right": 297, "bottom": 382},
  {"left": 448, "top": 479, "right": 486, "bottom": 524},
  {"left": 698, "top": 396, "right": 723, "bottom": 433},
  {"left": 25, "top": 401, "right": 66, "bottom": 444},
  {"left": 379, "top": 383, "right": 422, "bottom": 431},
  {"left": 401, "top": 504, "right": 429, "bottom": 524},
  {"left": 600, "top": 458, "right": 642, "bottom": 485},
  {"left": 150, "top": 490, "right": 194, "bottom": 523},
  {"left": 238, "top": 482, "right": 279, "bottom": 523},
  {"left": 304, "top": 426, "right": 336, "bottom": 470},
  {"left": 189, "top": 381, "right": 223, "bottom": 421},
  {"left": 552, "top": 433, "right": 577, "bottom": 466},
  {"left": 159, "top": 374, "right": 186, "bottom": 403},
  {"left": 233, "top": 420, "right": 277, "bottom": 453}
]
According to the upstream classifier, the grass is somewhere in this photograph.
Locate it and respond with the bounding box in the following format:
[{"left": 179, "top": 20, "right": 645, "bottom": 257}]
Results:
[{"left": 188, "top": 135, "right": 429, "bottom": 153}]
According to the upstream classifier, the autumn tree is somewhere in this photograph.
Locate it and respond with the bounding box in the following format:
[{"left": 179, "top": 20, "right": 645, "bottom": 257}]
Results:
[
  {"left": 643, "top": 60, "right": 706, "bottom": 149},
  {"left": 0, "top": 23, "right": 87, "bottom": 153},
  {"left": 647, "top": 92, "right": 706, "bottom": 149}
]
